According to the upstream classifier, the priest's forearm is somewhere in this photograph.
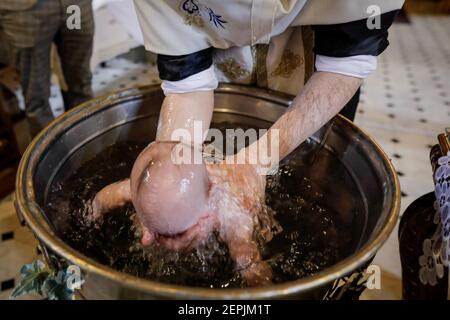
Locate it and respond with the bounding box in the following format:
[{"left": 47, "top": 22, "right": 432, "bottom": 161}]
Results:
[
  {"left": 249, "top": 71, "right": 363, "bottom": 169},
  {"left": 156, "top": 91, "right": 214, "bottom": 145}
]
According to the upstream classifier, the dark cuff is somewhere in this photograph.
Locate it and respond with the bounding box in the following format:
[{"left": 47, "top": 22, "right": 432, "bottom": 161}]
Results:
[
  {"left": 313, "top": 10, "right": 400, "bottom": 57},
  {"left": 157, "top": 47, "right": 213, "bottom": 81}
]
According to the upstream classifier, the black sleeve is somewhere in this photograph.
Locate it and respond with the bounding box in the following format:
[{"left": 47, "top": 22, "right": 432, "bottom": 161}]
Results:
[
  {"left": 157, "top": 47, "right": 213, "bottom": 81},
  {"left": 312, "top": 10, "right": 399, "bottom": 57}
]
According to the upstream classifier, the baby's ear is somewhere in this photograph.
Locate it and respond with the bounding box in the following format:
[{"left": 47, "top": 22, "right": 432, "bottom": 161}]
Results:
[{"left": 141, "top": 226, "right": 155, "bottom": 246}]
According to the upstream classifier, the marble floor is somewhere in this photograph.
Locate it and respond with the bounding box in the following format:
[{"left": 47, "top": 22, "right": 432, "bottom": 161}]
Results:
[{"left": 1, "top": 14, "right": 449, "bottom": 300}]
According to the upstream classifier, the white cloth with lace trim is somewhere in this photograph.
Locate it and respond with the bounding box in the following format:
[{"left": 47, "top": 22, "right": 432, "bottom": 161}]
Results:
[{"left": 434, "top": 151, "right": 450, "bottom": 299}]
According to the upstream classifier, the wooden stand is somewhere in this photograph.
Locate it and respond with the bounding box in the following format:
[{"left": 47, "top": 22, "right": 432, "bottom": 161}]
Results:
[{"left": 405, "top": 0, "right": 450, "bottom": 14}]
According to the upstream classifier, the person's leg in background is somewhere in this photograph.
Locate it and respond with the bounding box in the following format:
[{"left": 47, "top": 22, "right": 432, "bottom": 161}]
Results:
[
  {"left": 1, "top": 0, "right": 61, "bottom": 137},
  {"left": 14, "top": 45, "right": 53, "bottom": 137},
  {"left": 339, "top": 88, "right": 361, "bottom": 121},
  {"left": 56, "top": 0, "right": 94, "bottom": 111}
]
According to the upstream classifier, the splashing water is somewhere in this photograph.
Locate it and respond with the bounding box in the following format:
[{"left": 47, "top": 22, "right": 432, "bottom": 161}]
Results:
[{"left": 45, "top": 124, "right": 364, "bottom": 288}]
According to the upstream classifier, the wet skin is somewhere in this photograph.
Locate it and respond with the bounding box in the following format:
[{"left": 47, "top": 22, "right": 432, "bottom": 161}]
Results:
[
  {"left": 91, "top": 142, "right": 274, "bottom": 286},
  {"left": 91, "top": 71, "right": 362, "bottom": 286}
]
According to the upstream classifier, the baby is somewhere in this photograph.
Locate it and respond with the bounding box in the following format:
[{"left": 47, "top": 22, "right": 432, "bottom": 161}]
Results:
[{"left": 91, "top": 141, "right": 279, "bottom": 286}]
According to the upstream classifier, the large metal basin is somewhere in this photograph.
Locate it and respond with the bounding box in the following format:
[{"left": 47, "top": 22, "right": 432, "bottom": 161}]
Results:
[{"left": 15, "top": 84, "right": 400, "bottom": 299}]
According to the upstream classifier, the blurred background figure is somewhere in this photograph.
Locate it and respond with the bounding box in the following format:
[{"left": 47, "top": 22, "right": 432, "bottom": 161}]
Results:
[{"left": 0, "top": 0, "right": 94, "bottom": 136}]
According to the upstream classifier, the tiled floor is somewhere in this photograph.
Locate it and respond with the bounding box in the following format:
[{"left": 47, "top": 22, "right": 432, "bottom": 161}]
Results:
[
  {"left": 50, "top": 56, "right": 161, "bottom": 119},
  {"left": 1, "top": 15, "right": 449, "bottom": 299},
  {"left": 0, "top": 195, "right": 41, "bottom": 299},
  {"left": 0, "top": 57, "right": 160, "bottom": 300},
  {"left": 355, "top": 15, "right": 450, "bottom": 297}
]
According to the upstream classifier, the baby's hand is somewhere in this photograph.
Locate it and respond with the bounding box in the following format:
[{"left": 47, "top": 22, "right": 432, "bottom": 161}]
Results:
[
  {"left": 89, "top": 179, "right": 131, "bottom": 220},
  {"left": 240, "top": 261, "right": 273, "bottom": 286},
  {"left": 226, "top": 235, "right": 273, "bottom": 287},
  {"left": 205, "top": 157, "right": 279, "bottom": 286}
]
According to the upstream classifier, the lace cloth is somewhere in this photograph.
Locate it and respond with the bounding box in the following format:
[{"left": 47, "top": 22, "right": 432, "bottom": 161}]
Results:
[
  {"left": 424, "top": 151, "right": 450, "bottom": 298},
  {"left": 435, "top": 152, "right": 450, "bottom": 264}
]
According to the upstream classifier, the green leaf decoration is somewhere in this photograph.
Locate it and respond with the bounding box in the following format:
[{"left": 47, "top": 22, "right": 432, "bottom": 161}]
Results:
[
  {"left": 43, "top": 270, "right": 75, "bottom": 301},
  {"left": 10, "top": 260, "right": 50, "bottom": 298},
  {"left": 10, "top": 260, "right": 81, "bottom": 300}
]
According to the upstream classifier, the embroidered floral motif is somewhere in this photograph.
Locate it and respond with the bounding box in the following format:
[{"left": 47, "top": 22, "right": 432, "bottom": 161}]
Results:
[
  {"left": 255, "top": 44, "right": 269, "bottom": 88},
  {"left": 442, "top": 215, "right": 450, "bottom": 262},
  {"left": 185, "top": 14, "right": 204, "bottom": 28},
  {"left": 207, "top": 8, "right": 227, "bottom": 29},
  {"left": 414, "top": 149, "right": 450, "bottom": 287},
  {"left": 216, "top": 58, "right": 249, "bottom": 80},
  {"left": 419, "top": 237, "right": 445, "bottom": 286},
  {"left": 181, "top": 0, "right": 227, "bottom": 29},
  {"left": 416, "top": 150, "right": 450, "bottom": 287},
  {"left": 182, "top": 0, "right": 199, "bottom": 14},
  {"left": 271, "top": 49, "right": 303, "bottom": 78}
]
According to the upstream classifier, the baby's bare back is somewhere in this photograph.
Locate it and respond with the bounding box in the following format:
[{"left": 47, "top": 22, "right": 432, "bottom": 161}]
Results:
[{"left": 207, "top": 162, "right": 282, "bottom": 285}]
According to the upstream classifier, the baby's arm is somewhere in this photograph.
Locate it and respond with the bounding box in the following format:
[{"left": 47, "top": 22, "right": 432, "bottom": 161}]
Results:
[
  {"left": 226, "top": 232, "right": 272, "bottom": 287},
  {"left": 219, "top": 213, "right": 272, "bottom": 287},
  {"left": 92, "top": 179, "right": 131, "bottom": 219}
]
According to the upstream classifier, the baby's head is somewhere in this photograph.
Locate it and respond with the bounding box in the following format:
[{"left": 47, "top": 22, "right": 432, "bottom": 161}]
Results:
[{"left": 130, "top": 142, "right": 209, "bottom": 240}]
